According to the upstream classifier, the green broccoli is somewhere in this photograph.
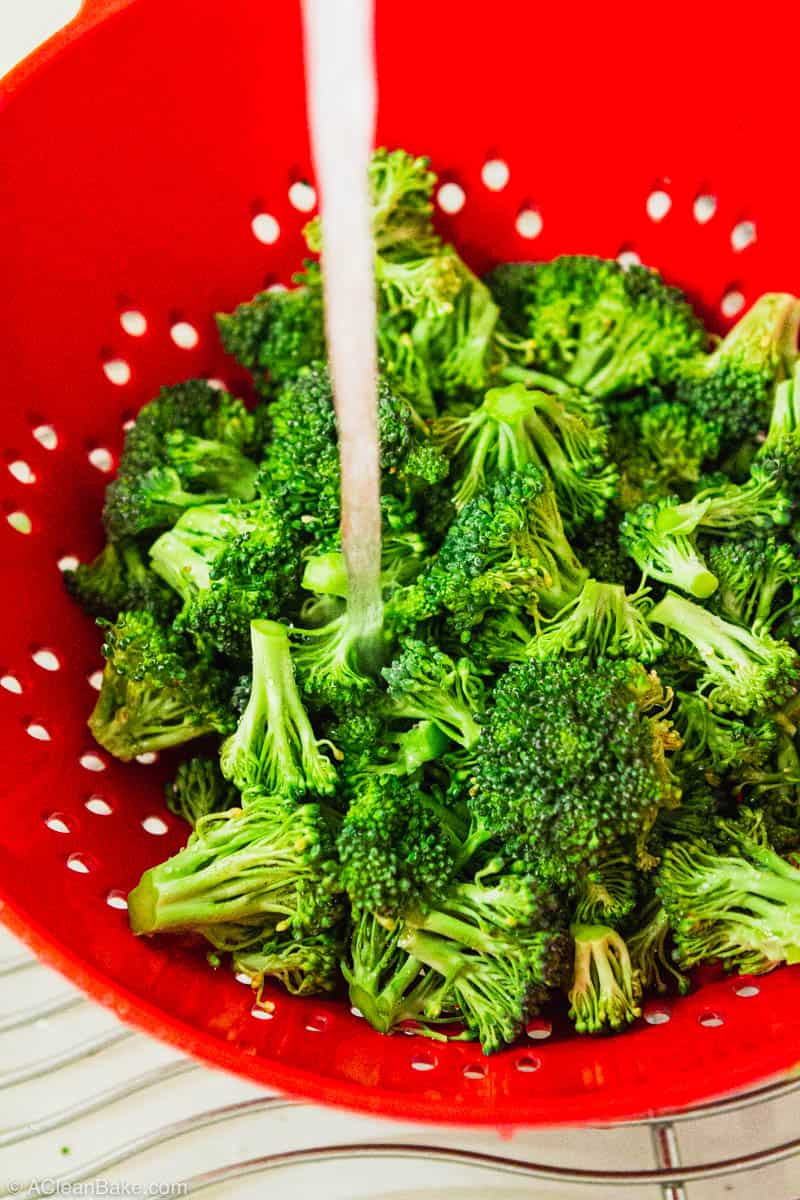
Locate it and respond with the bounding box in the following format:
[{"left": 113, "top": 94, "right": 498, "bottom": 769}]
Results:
[
  {"left": 658, "top": 808, "right": 800, "bottom": 973},
  {"left": 487, "top": 256, "right": 706, "bottom": 398},
  {"left": 676, "top": 293, "right": 800, "bottom": 446},
  {"left": 673, "top": 691, "right": 777, "bottom": 778},
  {"left": 166, "top": 756, "right": 239, "bottom": 828},
  {"left": 88, "top": 611, "right": 234, "bottom": 761},
  {"left": 432, "top": 382, "right": 617, "bottom": 527},
  {"left": 64, "top": 540, "right": 177, "bottom": 622},
  {"left": 527, "top": 578, "right": 663, "bottom": 663},
  {"left": 626, "top": 900, "right": 688, "bottom": 995},
  {"left": 572, "top": 855, "right": 638, "bottom": 926},
  {"left": 706, "top": 536, "right": 800, "bottom": 635},
  {"left": 648, "top": 591, "right": 799, "bottom": 715},
  {"left": 219, "top": 620, "right": 338, "bottom": 798},
  {"left": 471, "top": 658, "right": 681, "bottom": 884},
  {"left": 567, "top": 924, "right": 643, "bottom": 1033},
  {"left": 382, "top": 638, "right": 484, "bottom": 749},
  {"left": 128, "top": 793, "right": 342, "bottom": 938},
  {"left": 619, "top": 501, "right": 718, "bottom": 599},
  {"left": 233, "top": 927, "right": 343, "bottom": 997}
]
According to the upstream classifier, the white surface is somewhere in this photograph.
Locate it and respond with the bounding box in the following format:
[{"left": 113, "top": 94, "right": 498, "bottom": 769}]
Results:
[{"left": 2, "top": 6, "right": 800, "bottom": 1198}]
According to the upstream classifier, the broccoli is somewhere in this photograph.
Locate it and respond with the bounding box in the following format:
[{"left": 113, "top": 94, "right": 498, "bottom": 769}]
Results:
[
  {"left": 487, "top": 256, "right": 706, "bottom": 398},
  {"left": 647, "top": 591, "right": 799, "bottom": 715},
  {"left": 128, "top": 793, "right": 342, "bottom": 938},
  {"left": 103, "top": 381, "right": 258, "bottom": 538},
  {"left": 527, "top": 578, "right": 664, "bottom": 663},
  {"left": 382, "top": 638, "right": 484, "bottom": 750},
  {"left": 658, "top": 808, "right": 800, "bottom": 973},
  {"left": 572, "top": 855, "right": 638, "bottom": 926},
  {"left": 432, "top": 382, "right": 617, "bottom": 527},
  {"left": 619, "top": 501, "right": 718, "bottom": 599},
  {"left": 64, "top": 540, "right": 177, "bottom": 622},
  {"left": 676, "top": 293, "right": 800, "bottom": 446},
  {"left": 706, "top": 536, "right": 800, "bottom": 635},
  {"left": 149, "top": 500, "right": 300, "bottom": 658},
  {"left": 421, "top": 466, "right": 587, "bottom": 630},
  {"left": 626, "top": 900, "right": 688, "bottom": 995},
  {"left": 216, "top": 262, "right": 326, "bottom": 387},
  {"left": 219, "top": 620, "right": 338, "bottom": 798},
  {"left": 88, "top": 612, "right": 234, "bottom": 761},
  {"left": 673, "top": 691, "right": 777, "bottom": 779},
  {"left": 461, "top": 610, "right": 535, "bottom": 669},
  {"left": 166, "top": 756, "right": 239, "bottom": 828},
  {"left": 567, "top": 924, "right": 643, "bottom": 1033},
  {"left": 289, "top": 609, "right": 373, "bottom": 707},
  {"left": 471, "top": 658, "right": 681, "bottom": 885},
  {"left": 651, "top": 462, "right": 793, "bottom": 538},
  {"left": 572, "top": 516, "right": 637, "bottom": 590},
  {"left": 233, "top": 927, "right": 343, "bottom": 998},
  {"left": 342, "top": 909, "right": 446, "bottom": 1037},
  {"left": 337, "top": 775, "right": 464, "bottom": 918}
]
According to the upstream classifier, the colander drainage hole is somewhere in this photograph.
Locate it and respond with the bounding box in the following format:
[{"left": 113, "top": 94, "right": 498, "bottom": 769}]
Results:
[
  {"left": 481, "top": 159, "right": 510, "bottom": 191},
  {"left": 102, "top": 359, "right": 131, "bottom": 386},
  {"left": 88, "top": 448, "right": 114, "bottom": 473},
  {"left": 32, "top": 423, "right": 58, "bottom": 450},
  {"left": 643, "top": 1007, "right": 671, "bottom": 1025},
  {"left": 66, "top": 852, "right": 95, "bottom": 875},
  {"left": 734, "top": 982, "right": 760, "bottom": 998},
  {"left": 410, "top": 1051, "right": 438, "bottom": 1072},
  {"left": 8, "top": 460, "right": 36, "bottom": 484},
  {"left": 85, "top": 795, "right": 112, "bottom": 816},
  {"left": 646, "top": 190, "right": 672, "bottom": 221},
  {"left": 7, "top": 511, "right": 32, "bottom": 534},
  {"left": 88, "top": 670, "right": 104, "bottom": 691},
  {"left": 57, "top": 555, "right": 80, "bottom": 572},
  {"left": 106, "top": 889, "right": 128, "bottom": 910},
  {"left": 1, "top": 674, "right": 23, "bottom": 694},
  {"left": 437, "top": 182, "right": 466, "bottom": 214},
  {"left": 32, "top": 649, "right": 60, "bottom": 672},
  {"left": 525, "top": 1018, "right": 552, "bottom": 1040},
  {"left": 79, "top": 752, "right": 106, "bottom": 772},
  {"left": 141, "top": 815, "right": 169, "bottom": 836},
  {"left": 288, "top": 181, "right": 317, "bottom": 212},
  {"left": 698, "top": 1010, "right": 725, "bottom": 1028},
  {"left": 618, "top": 248, "right": 641, "bottom": 269},
  {"left": 170, "top": 322, "right": 200, "bottom": 350},
  {"left": 120, "top": 310, "right": 147, "bottom": 337},
  {"left": 26, "top": 721, "right": 50, "bottom": 741},
  {"left": 251, "top": 1003, "right": 275, "bottom": 1021},
  {"left": 463, "top": 1062, "right": 487, "bottom": 1080},
  {"left": 251, "top": 213, "right": 281, "bottom": 245},
  {"left": 516, "top": 208, "right": 543, "bottom": 240},
  {"left": 515, "top": 1054, "right": 541, "bottom": 1074},
  {"left": 731, "top": 221, "right": 757, "bottom": 251},
  {"left": 44, "top": 812, "right": 75, "bottom": 834},
  {"left": 693, "top": 193, "right": 717, "bottom": 224},
  {"left": 721, "top": 289, "right": 746, "bottom": 318},
  {"left": 305, "top": 1014, "right": 328, "bottom": 1033}
]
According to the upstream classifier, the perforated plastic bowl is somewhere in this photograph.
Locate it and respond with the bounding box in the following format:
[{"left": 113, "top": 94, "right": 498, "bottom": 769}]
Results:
[{"left": 2, "top": 0, "right": 800, "bottom": 1127}]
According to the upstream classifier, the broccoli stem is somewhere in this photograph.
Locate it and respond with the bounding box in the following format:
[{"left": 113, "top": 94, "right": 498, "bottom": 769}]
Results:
[
  {"left": 302, "top": 552, "right": 350, "bottom": 599},
  {"left": 499, "top": 364, "right": 574, "bottom": 398}
]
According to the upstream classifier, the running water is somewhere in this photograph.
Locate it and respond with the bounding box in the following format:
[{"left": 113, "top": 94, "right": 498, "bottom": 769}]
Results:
[{"left": 301, "top": 0, "right": 383, "bottom": 670}]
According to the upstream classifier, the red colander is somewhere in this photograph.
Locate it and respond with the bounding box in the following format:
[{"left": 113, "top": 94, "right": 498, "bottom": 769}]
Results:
[{"left": 2, "top": 0, "right": 800, "bottom": 1129}]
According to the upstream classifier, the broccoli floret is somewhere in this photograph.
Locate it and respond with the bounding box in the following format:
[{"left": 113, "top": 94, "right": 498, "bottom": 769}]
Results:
[
  {"left": 488, "top": 256, "right": 705, "bottom": 398},
  {"left": 337, "top": 776, "right": 463, "bottom": 918},
  {"left": 572, "top": 516, "right": 637, "bottom": 589},
  {"left": 103, "top": 466, "right": 229, "bottom": 542},
  {"left": 572, "top": 855, "right": 638, "bottom": 926},
  {"left": 258, "top": 364, "right": 445, "bottom": 543},
  {"left": 166, "top": 756, "right": 238, "bottom": 828},
  {"left": 119, "top": 380, "right": 256, "bottom": 469},
  {"left": 432, "top": 382, "right": 617, "bottom": 527},
  {"left": 290, "top": 609, "right": 373, "bottom": 707},
  {"left": 567, "top": 924, "right": 643, "bottom": 1034},
  {"left": 64, "top": 540, "right": 177, "bottom": 621},
  {"left": 528, "top": 578, "right": 663, "bottom": 663},
  {"left": 657, "top": 808, "right": 800, "bottom": 973},
  {"left": 128, "top": 793, "right": 342, "bottom": 938},
  {"left": 422, "top": 466, "right": 587, "bottom": 630},
  {"left": 650, "top": 780, "right": 722, "bottom": 849},
  {"left": 233, "top": 927, "right": 343, "bottom": 998},
  {"left": 706, "top": 536, "right": 800, "bottom": 635},
  {"left": 620, "top": 502, "right": 718, "bottom": 598},
  {"left": 638, "top": 402, "right": 721, "bottom": 486},
  {"left": 88, "top": 612, "right": 233, "bottom": 761},
  {"left": 648, "top": 591, "right": 799, "bottom": 715},
  {"left": 653, "top": 462, "right": 793, "bottom": 538},
  {"left": 149, "top": 500, "right": 301, "bottom": 658},
  {"left": 676, "top": 293, "right": 800, "bottom": 446},
  {"left": 382, "top": 638, "right": 484, "bottom": 750},
  {"left": 342, "top": 909, "right": 447, "bottom": 1037},
  {"left": 626, "top": 900, "right": 688, "bottom": 995},
  {"left": 472, "top": 658, "right": 681, "bottom": 884},
  {"left": 674, "top": 691, "right": 777, "bottom": 779},
  {"left": 461, "top": 610, "right": 535, "bottom": 669},
  {"left": 219, "top": 620, "right": 338, "bottom": 798},
  {"left": 160, "top": 431, "right": 258, "bottom": 500},
  {"left": 216, "top": 263, "right": 326, "bottom": 386}
]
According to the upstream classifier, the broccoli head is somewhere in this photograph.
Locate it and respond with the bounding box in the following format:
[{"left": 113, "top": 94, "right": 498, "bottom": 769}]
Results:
[
  {"left": 88, "top": 611, "right": 234, "bottom": 761},
  {"left": 471, "top": 658, "right": 681, "bottom": 884},
  {"left": 233, "top": 927, "right": 343, "bottom": 998},
  {"left": 382, "top": 638, "right": 485, "bottom": 750},
  {"left": 620, "top": 501, "right": 718, "bottom": 598},
  {"left": 220, "top": 620, "right": 338, "bottom": 799},
  {"left": 64, "top": 540, "right": 177, "bottom": 622},
  {"left": 128, "top": 793, "right": 343, "bottom": 939},
  {"left": 527, "top": 578, "right": 664, "bottom": 663}
]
